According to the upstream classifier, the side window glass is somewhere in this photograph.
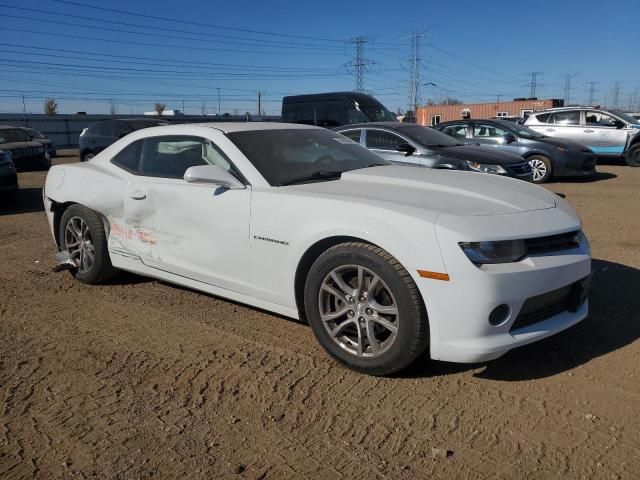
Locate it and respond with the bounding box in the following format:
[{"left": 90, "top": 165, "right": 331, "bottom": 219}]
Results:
[
  {"left": 95, "top": 122, "right": 113, "bottom": 137},
  {"left": 139, "top": 136, "right": 208, "bottom": 179},
  {"left": 111, "top": 140, "right": 142, "bottom": 173},
  {"left": 473, "top": 123, "right": 508, "bottom": 138},
  {"left": 113, "top": 121, "right": 131, "bottom": 138},
  {"left": 443, "top": 124, "right": 467, "bottom": 139},
  {"left": 585, "top": 111, "right": 617, "bottom": 127},
  {"left": 137, "top": 136, "right": 239, "bottom": 180},
  {"left": 535, "top": 113, "right": 551, "bottom": 123},
  {"left": 549, "top": 111, "right": 579, "bottom": 125},
  {"left": 366, "top": 130, "right": 404, "bottom": 151},
  {"left": 339, "top": 129, "right": 362, "bottom": 143}
]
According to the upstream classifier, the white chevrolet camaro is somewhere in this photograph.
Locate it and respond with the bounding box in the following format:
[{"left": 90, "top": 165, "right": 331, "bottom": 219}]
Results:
[{"left": 44, "top": 123, "right": 591, "bottom": 375}]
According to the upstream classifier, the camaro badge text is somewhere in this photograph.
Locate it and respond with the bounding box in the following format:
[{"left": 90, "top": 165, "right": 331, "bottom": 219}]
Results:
[{"left": 254, "top": 235, "right": 289, "bottom": 246}]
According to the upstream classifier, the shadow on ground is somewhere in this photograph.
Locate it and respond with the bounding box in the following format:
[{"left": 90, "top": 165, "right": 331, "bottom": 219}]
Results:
[
  {"left": 401, "top": 259, "right": 640, "bottom": 381},
  {"left": 0, "top": 187, "right": 44, "bottom": 216}
]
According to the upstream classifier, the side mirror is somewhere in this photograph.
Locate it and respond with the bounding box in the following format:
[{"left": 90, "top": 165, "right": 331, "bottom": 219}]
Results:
[
  {"left": 503, "top": 133, "right": 516, "bottom": 144},
  {"left": 614, "top": 120, "right": 625, "bottom": 129},
  {"left": 184, "top": 164, "right": 245, "bottom": 190},
  {"left": 396, "top": 143, "right": 416, "bottom": 156}
]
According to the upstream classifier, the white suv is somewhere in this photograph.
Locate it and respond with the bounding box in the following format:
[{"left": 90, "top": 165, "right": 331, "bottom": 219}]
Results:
[{"left": 525, "top": 107, "right": 640, "bottom": 166}]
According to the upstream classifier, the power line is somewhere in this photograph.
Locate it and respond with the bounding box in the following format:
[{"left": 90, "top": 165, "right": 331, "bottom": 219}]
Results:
[
  {"left": 0, "top": 3, "right": 346, "bottom": 50},
  {"left": 1, "top": 27, "right": 344, "bottom": 57},
  {"left": 47, "top": 0, "right": 347, "bottom": 43}
]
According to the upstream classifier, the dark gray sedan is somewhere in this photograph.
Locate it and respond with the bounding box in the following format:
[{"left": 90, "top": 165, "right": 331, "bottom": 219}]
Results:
[
  {"left": 434, "top": 119, "right": 597, "bottom": 183},
  {"left": 334, "top": 122, "right": 533, "bottom": 181}
]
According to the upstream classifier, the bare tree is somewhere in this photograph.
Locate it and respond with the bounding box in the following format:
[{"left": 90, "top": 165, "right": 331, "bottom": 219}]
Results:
[
  {"left": 44, "top": 98, "right": 58, "bottom": 116},
  {"left": 154, "top": 103, "right": 166, "bottom": 116},
  {"left": 440, "top": 97, "right": 463, "bottom": 105}
]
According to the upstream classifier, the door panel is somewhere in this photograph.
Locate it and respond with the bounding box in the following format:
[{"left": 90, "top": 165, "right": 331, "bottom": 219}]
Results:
[
  {"left": 471, "top": 122, "right": 519, "bottom": 155},
  {"left": 120, "top": 134, "right": 252, "bottom": 294},
  {"left": 581, "top": 111, "right": 627, "bottom": 155},
  {"left": 542, "top": 111, "right": 583, "bottom": 142},
  {"left": 124, "top": 179, "right": 252, "bottom": 293}
]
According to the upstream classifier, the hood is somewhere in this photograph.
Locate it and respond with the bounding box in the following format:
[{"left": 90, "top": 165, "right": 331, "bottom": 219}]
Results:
[
  {"left": 287, "top": 165, "right": 556, "bottom": 216},
  {"left": 534, "top": 136, "right": 592, "bottom": 151},
  {"left": 428, "top": 145, "right": 525, "bottom": 164}
]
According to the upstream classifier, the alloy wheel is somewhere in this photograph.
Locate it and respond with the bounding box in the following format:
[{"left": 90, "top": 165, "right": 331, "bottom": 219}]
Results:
[
  {"left": 529, "top": 158, "right": 547, "bottom": 182},
  {"left": 64, "top": 216, "right": 95, "bottom": 273},
  {"left": 318, "top": 265, "right": 399, "bottom": 358}
]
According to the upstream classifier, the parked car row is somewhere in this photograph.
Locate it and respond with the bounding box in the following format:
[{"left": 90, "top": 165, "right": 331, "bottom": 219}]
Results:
[
  {"left": 523, "top": 107, "right": 640, "bottom": 167},
  {"left": 433, "top": 118, "right": 597, "bottom": 183}
]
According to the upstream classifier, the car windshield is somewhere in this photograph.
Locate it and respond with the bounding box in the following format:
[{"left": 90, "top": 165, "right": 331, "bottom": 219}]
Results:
[
  {"left": 0, "top": 128, "right": 31, "bottom": 143},
  {"left": 227, "top": 128, "right": 390, "bottom": 186},
  {"left": 359, "top": 103, "right": 397, "bottom": 122},
  {"left": 398, "top": 125, "right": 462, "bottom": 147},
  {"left": 610, "top": 110, "right": 640, "bottom": 124},
  {"left": 24, "top": 128, "right": 45, "bottom": 139},
  {"left": 505, "top": 122, "right": 546, "bottom": 138}
]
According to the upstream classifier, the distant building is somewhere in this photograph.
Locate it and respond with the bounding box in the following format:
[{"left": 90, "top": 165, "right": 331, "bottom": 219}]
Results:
[
  {"left": 416, "top": 98, "right": 564, "bottom": 126},
  {"left": 143, "top": 109, "right": 183, "bottom": 116}
]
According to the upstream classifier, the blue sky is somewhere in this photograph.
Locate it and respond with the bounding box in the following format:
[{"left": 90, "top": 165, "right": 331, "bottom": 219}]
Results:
[{"left": 1, "top": 0, "right": 638, "bottom": 115}]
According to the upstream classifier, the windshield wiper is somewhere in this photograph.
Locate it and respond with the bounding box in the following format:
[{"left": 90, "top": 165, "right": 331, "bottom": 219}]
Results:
[{"left": 280, "top": 170, "right": 344, "bottom": 186}]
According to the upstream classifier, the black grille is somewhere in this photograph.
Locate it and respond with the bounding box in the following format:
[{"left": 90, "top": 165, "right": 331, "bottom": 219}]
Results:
[
  {"left": 508, "top": 162, "right": 533, "bottom": 176},
  {"left": 525, "top": 230, "right": 580, "bottom": 256},
  {"left": 510, "top": 276, "right": 590, "bottom": 331},
  {"left": 10, "top": 146, "right": 42, "bottom": 158}
]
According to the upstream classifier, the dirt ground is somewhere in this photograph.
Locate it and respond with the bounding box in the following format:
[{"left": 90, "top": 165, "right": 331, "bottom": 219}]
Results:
[{"left": 1, "top": 151, "right": 639, "bottom": 479}]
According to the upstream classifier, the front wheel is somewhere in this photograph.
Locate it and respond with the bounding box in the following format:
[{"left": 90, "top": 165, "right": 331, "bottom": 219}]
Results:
[
  {"left": 626, "top": 144, "right": 640, "bottom": 167},
  {"left": 59, "top": 204, "right": 118, "bottom": 284},
  {"left": 304, "top": 242, "right": 429, "bottom": 376},
  {"left": 527, "top": 155, "right": 553, "bottom": 183}
]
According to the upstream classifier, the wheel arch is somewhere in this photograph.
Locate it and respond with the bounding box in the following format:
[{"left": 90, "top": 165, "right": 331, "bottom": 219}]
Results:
[
  {"left": 293, "top": 235, "right": 430, "bottom": 330},
  {"left": 50, "top": 201, "right": 110, "bottom": 248}
]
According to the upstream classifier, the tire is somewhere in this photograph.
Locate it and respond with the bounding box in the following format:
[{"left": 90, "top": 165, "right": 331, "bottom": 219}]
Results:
[
  {"left": 625, "top": 143, "right": 640, "bottom": 167},
  {"left": 81, "top": 152, "right": 95, "bottom": 162},
  {"left": 59, "top": 204, "right": 118, "bottom": 284},
  {"left": 304, "top": 242, "right": 429, "bottom": 376},
  {"left": 527, "top": 155, "right": 553, "bottom": 183}
]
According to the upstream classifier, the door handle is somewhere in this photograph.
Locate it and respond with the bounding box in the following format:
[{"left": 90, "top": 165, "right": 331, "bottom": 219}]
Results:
[
  {"left": 583, "top": 129, "right": 594, "bottom": 133},
  {"left": 129, "top": 190, "right": 147, "bottom": 200},
  {"left": 546, "top": 128, "right": 555, "bottom": 132}
]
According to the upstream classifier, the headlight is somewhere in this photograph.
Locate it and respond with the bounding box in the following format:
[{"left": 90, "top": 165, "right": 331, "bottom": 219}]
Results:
[
  {"left": 459, "top": 240, "right": 526, "bottom": 264},
  {"left": 466, "top": 161, "right": 507, "bottom": 175}
]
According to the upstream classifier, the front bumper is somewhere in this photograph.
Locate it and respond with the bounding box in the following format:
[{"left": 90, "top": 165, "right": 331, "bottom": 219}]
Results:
[
  {"left": 557, "top": 150, "right": 597, "bottom": 177},
  {"left": 420, "top": 207, "right": 590, "bottom": 363}
]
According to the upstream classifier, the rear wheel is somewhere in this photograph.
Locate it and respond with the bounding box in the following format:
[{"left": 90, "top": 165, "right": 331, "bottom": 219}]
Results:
[
  {"left": 59, "top": 204, "right": 118, "bottom": 284},
  {"left": 528, "top": 155, "right": 553, "bottom": 183},
  {"left": 625, "top": 143, "right": 640, "bottom": 167},
  {"left": 304, "top": 242, "right": 428, "bottom": 376}
]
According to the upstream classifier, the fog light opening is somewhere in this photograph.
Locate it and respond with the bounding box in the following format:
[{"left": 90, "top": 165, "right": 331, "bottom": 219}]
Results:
[{"left": 489, "top": 304, "right": 511, "bottom": 326}]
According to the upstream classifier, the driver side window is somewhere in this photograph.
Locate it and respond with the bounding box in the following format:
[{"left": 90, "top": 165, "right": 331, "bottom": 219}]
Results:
[
  {"left": 365, "top": 129, "right": 405, "bottom": 151},
  {"left": 585, "top": 111, "right": 618, "bottom": 128},
  {"left": 137, "top": 136, "right": 235, "bottom": 179},
  {"left": 473, "top": 123, "right": 508, "bottom": 138}
]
